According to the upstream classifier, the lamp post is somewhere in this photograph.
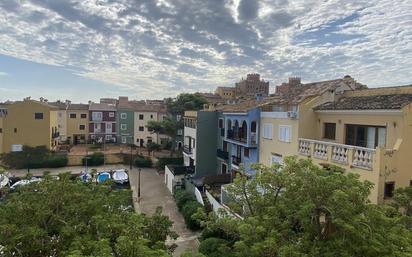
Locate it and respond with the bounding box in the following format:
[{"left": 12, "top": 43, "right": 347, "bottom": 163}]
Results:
[{"left": 138, "top": 168, "right": 141, "bottom": 202}]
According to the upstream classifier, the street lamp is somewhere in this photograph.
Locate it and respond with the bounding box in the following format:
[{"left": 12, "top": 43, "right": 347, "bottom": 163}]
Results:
[{"left": 138, "top": 168, "right": 141, "bottom": 202}]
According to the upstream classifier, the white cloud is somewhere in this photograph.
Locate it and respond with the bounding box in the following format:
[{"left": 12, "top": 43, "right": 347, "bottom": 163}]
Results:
[
  {"left": 0, "top": 0, "right": 410, "bottom": 99},
  {"left": 0, "top": 72, "right": 8, "bottom": 76}
]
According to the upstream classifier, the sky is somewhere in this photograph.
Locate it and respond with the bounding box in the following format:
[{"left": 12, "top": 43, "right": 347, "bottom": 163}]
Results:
[{"left": 0, "top": 0, "right": 411, "bottom": 103}]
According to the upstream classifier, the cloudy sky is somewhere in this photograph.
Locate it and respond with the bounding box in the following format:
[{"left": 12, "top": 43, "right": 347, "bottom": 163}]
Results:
[{"left": 0, "top": 0, "right": 411, "bottom": 102}]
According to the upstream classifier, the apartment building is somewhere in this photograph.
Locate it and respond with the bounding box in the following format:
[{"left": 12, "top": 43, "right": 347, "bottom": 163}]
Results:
[
  {"left": 134, "top": 103, "right": 169, "bottom": 147},
  {"left": 216, "top": 73, "right": 269, "bottom": 99},
  {"left": 182, "top": 110, "right": 218, "bottom": 178},
  {"left": 117, "top": 97, "right": 135, "bottom": 145},
  {"left": 88, "top": 103, "right": 117, "bottom": 143},
  {"left": 0, "top": 98, "right": 59, "bottom": 153},
  {"left": 66, "top": 103, "right": 89, "bottom": 145},
  {"left": 259, "top": 76, "right": 412, "bottom": 204}
]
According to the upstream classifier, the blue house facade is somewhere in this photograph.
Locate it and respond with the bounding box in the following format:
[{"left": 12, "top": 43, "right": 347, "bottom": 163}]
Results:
[{"left": 220, "top": 107, "right": 260, "bottom": 176}]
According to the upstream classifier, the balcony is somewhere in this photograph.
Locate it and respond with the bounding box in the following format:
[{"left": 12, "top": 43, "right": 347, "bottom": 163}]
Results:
[
  {"left": 227, "top": 129, "right": 247, "bottom": 142},
  {"left": 217, "top": 149, "right": 229, "bottom": 160},
  {"left": 298, "top": 138, "right": 376, "bottom": 170},
  {"left": 232, "top": 155, "right": 241, "bottom": 166},
  {"left": 183, "top": 145, "right": 192, "bottom": 155}
]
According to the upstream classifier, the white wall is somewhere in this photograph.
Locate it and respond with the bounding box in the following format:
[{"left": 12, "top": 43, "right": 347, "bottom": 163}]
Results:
[
  {"left": 184, "top": 126, "right": 197, "bottom": 161},
  {"left": 165, "top": 166, "right": 175, "bottom": 194}
]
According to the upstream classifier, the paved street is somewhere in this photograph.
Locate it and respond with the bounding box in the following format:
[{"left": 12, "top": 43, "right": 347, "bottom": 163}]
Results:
[
  {"left": 7, "top": 165, "right": 199, "bottom": 256},
  {"left": 129, "top": 168, "right": 199, "bottom": 257}
]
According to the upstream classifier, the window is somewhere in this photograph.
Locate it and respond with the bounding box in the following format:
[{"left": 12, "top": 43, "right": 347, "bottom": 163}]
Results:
[
  {"left": 105, "top": 135, "right": 112, "bottom": 140},
  {"left": 271, "top": 153, "right": 284, "bottom": 166},
  {"left": 34, "top": 112, "right": 43, "bottom": 119},
  {"left": 384, "top": 182, "right": 395, "bottom": 199},
  {"left": 262, "top": 123, "right": 273, "bottom": 139},
  {"left": 244, "top": 148, "right": 249, "bottom": 158},
  {"left": 79, "top": 125, "right": 85, "bottom": 130},
  {"left": 109, "top": 112, "right": 115, "bottom": 118},
  {"left": 139, "top": 126, "right": 144, "bottom": 131},
  {"left": 80, "top": 113, "right": 87, "bottom": 119},
  {"left": 177, "top": 129, "right": 183, "bottom": 136},
  {"left": 92, "top": 112, "right": 102, "bottom": 121},
  {"left": 218, "top": 119, "right": 224, "bottom": 129},
  {"left": 0, "top": 128, "right": 2, "bottom": 133},
  {"left": 106, "top": 123, "right": 112, "bottom": 130},
  {"left": 176, "top": 115, "right": 181, "bottom": 121},
  {"left": 221, "top": 163, "right": 227, "bottom": 174},
  {"left": 139, "top": 114, "right": 144, "bottom": 120},
  {"left": 70, "top": 113, "right": 77, "bottom": 119},
  {"left": 279, "top": 125, "right": 291, "bottom": 142},
  {"left": 14, "top": 128, "right": 17, "bottom": 133},
  {"left": 121, "top": 124, "right": 127, "bottom": 130},
  {"left": 122, "top": 137, "right": 127, "bottom": 144},
  {"left": 323, "top": 123, "right": 336, "bottom": 140},
  {"left": 121, "top": 113, "right": 127, "bottom": 119},
  {"left": 150, "top": 114, "right": 153, "bottom": 119}
]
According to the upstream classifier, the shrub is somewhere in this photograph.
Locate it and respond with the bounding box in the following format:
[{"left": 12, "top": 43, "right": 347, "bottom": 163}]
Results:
[
  {"left": 181, "top": 200, "right": 203, "bottom": 230},
  {"left": 134, "top": 156, "right": 152, "bottom": 168},
  {"left": 82, "top": 152, "right": 104, "bottom": 166},
  {"left": 198, "top": 238, "right": 232, "bottom": 257},
  {"left": 146, "top": 142, "right": 161, "bottom": 153},
  {"left": 174, "top": 189, "right": 196, "bottom": 210},
  {"left": 155, "top": 157, "right": 183, "bottom": 171}
]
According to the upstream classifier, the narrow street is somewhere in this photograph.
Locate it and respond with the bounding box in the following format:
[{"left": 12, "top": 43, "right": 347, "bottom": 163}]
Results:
[{"left": 129, "top": 168, "right": 199, "bottom": 257}]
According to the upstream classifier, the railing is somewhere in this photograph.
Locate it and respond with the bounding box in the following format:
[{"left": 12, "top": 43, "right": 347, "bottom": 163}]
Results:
[
  {"left": 183, "top": 145, "right": 192, "bottom": 154},
  {"left": 232, "top": 155, "right": 241, "bottom": 166},
  {"left": 227, "top": 129, "right": 247, "bottom": 143},
  {"left": 298, "top": 138, "right": 375, "bottom": 170},
  {"left": 216, "top": 149, "right": 229, "bottom": 160},
  {"left": 173, "top": 165, "right": 195, "bottom": 174}
]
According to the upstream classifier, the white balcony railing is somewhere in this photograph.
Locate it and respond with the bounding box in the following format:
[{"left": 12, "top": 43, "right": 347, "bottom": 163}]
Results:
[{"left": 298, "top": 138, "right": 375, "bottom": 170}]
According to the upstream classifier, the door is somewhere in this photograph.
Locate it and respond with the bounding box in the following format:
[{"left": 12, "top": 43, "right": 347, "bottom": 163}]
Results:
[
  {"left": 223, "top": 141, "right": 228, "bottom": 151},
  {"left": 140, "top": 139, "right": 144, "bottom": 147},
  {"left": 189, "top": 158, "right": 194, "bottom": 167},
  {"left": 221, "top": 163, "right": 227, "bottom": 174}
]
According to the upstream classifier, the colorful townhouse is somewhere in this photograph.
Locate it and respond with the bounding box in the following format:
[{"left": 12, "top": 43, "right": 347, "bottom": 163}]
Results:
[
  {"left": 88, "top": 102, "right": 117, "bottom": 143},
  {"left": 215, "top": 100, "right": 262, "bottom": 177},
  {"left": 0, "top": 98, "right": 59, "bottom": 153},
  {"left": 116, "top": 97, "right": 135, "bottom": 145},
  {"left": 49, "top": 100, "right": 68, "bottom": 143},
  {"left": 133, "top": 103, "right": 169, "bottom": 147},
  {"left": 182, "top": 110, "right": 218, "bottom": 177},
  {"left": 66, "top": 103, "right": 89, "bottom": 145}
]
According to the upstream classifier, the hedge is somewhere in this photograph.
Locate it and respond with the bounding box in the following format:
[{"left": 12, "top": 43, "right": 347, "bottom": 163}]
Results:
[
  {"left": 174, "top": 189, "right": 203, "bottom": 230},
  {"left": 0, "top": 146, "right": 68, "bottom": 169},
  {"left": 82, "top": 152, "right": 104, "bottom": 166},
  {"left": 155, "top": 157, "right": 183, "bottom": 170},
  {"left": 198, "top": 238, "right": 232, "bottom": 257},
  {"left": 134, "top": 156, "right": 153, "bottom": 168}
]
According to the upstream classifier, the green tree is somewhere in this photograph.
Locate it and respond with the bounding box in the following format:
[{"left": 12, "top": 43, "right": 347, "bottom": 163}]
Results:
[
  {"left": 146, "top": 142, "right": 161, "bottom": 156},
  {"left": 195, "top": 157, "right": 412, "bottom": 257},
  {"left": 165, "top": 93, "right": 208, "bottom": 116},
  {"left": 0, "top": 173, "right": 175, "bottom": 257},
  {"left": 147, "top": 117, "right": 178, "bottom": 156}
]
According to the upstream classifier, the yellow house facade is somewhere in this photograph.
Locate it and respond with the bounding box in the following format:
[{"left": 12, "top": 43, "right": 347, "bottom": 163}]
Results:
[
  {"left": 66, "top": 104, "right": 89, "bottom": 145},
  {"left": 0, "top": 99, "right": 59, "bottom": 153},
  {"left": 259, "top": 78, "right": 412, "bottom": 204},
  {"left": 0, "top": 106, "right": 6, "bottom": 154},
  {"left": 134, "top": 104, "right": 169, "bottom": 147}
]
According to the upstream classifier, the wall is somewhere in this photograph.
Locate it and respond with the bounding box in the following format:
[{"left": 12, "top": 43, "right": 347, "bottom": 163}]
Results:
[
  {"left": 56, "top": 110, "right": 67, "bottom": 141},
  {"left": 2, "top": 101, "right": 54, "bottom": 153},
  {"left": 0, "top": 117, "right": 3, "bottom": 154},
  {"left": 195, "top": 111, "right": 218, "bottom": 177},
  {"left": 67, "top": 153, "right": 123, "bottom": 166},
  {"left": 165, "top": 166, "right": 175, "bottom": 194},
  {"left": 117, "top": 109, "right": 134, "bottom": 144},
  {"left": 216, "top": 112, "right": 231, "bottom": 174},
  {"left": 259, "top": 114, "right": 299, "bottom": 166}
]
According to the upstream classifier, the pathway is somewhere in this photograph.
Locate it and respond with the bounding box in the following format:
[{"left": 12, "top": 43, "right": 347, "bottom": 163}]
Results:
[{"left": 129, "top": 168, "right": 199, "bottom": 256}]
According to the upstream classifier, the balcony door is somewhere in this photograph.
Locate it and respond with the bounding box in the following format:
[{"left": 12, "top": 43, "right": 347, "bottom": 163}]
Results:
[{"left": 345, "top": 124, "right": 386, "bottom": 148}]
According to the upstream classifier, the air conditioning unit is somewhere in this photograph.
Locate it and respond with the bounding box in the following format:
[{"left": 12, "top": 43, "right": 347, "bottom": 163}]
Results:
[{"left": 287, "top": 111, "right": 298, "bottom": 119}]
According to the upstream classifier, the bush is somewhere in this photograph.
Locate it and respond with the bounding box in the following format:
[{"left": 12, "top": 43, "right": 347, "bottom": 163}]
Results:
[
  {"left": 199, "top": 238, "right": 232, "bottom": 257},
  {"left": 146, "top": 142, "right": 161, "bottom": 153},
  {"left": 82, "top": 152, "right": 104, "bottom": 166},
  {"left": 181, "top": 200, "right": 203, "bottom": 230},
  {"left": 134, "top": 156, "right": 153, "bottom": 168},
  {"left": 155, "top": 157, "right": 183, "bottom": 170},
  {"left": 175, "top": 189, "right": 196, "bottom": 210}
]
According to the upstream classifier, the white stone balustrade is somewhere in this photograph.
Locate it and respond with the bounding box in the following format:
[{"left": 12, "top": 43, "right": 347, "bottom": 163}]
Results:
[{"left": 298, "top": 139, "right": 375, "bottom": 170}]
